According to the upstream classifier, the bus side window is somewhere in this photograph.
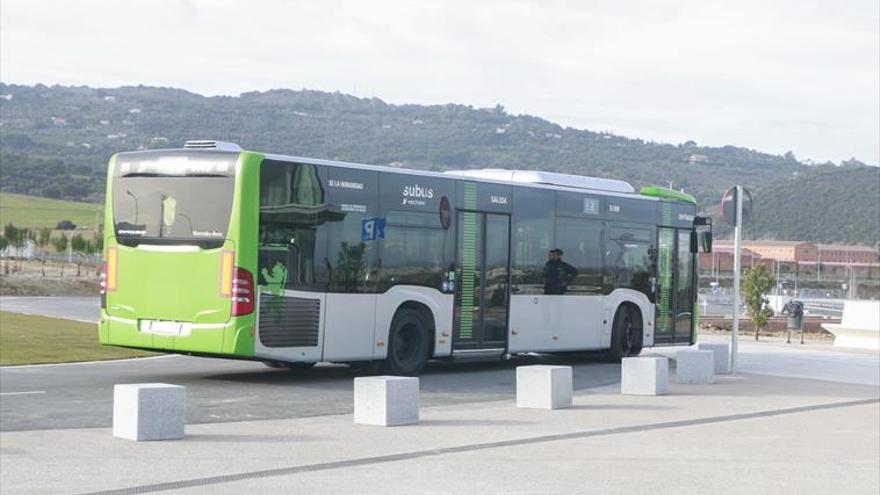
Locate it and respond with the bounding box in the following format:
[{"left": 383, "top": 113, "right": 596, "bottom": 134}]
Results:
[
  {"left": 603, "top": 224, "right": 655, "bottom": 298},
  {"left": 553, "top": 217, "right": 603, "bottom": 294},
  {"left": 326, "top": 168, "right": 379, "bottom": 293},
  {"left": 258, "top": 160, "right": 331, "bottom": 291},
  {"left": 378, "top": 211, "right": 447, "bottom": 291},
  {"left": 511, "top": 188, "right": 554, "bottom": 294}
]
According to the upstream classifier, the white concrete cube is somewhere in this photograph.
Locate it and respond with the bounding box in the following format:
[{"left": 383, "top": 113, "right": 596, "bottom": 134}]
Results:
[
  {"left": 697, "top": 343, "right": 731, "bottom": 374},
  {"left": 353, "top": 376, "right": 419, "bottom": 426},
  {"left": 621, "top": 357, "right": 668, "bottom": 395},
  {"left": 675, "top": 350, "right": 716, "bottom": 384},
  {"left": 516, "top": 365, "right": 573, "bottom": 409},
  {"left": 113, "top": 383, "right": 185, "bottom": 441}
]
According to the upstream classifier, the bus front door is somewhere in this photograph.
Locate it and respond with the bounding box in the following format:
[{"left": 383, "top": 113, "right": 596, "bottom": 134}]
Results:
[
  {"left": 453, "top": 211, "right": 511, "bottom": 352},
  {"left": 655, "top": 227, "right": 696, "bottom": 345}
]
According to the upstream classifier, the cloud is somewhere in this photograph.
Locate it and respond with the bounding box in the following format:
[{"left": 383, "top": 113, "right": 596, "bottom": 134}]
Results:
[{"left": 1, "top": 0, "right": 877, "bottom": 164}]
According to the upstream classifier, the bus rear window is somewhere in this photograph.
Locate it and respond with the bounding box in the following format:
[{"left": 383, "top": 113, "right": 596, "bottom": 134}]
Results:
[{"left": 112, "top": 151, "right": 237, "bottom": 247}]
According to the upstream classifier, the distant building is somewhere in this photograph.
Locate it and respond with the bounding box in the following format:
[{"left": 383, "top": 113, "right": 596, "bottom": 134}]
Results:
[
  {"left": 699, "top": 246, "right": 766, "bottom": 273},
  {"left": 702, "top": 240, "right": 879, "bottom": 280},
  {"left": 715, "top": 240, "right": 818, "bottom": 264},
  {"left": 815, "top": 244, "right": 878, "bottom": 264},
  {"left": 687, "top": 154, "right": 708, "bottom": 165}
]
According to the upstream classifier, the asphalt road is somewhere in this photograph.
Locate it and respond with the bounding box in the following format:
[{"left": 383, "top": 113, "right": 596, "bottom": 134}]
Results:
[
  {"left": 5, "top": 335, "right": 877, "bottom": 433},
  {"left": 0, "top": 353, "right": 621, "bottom": 432},
  {"left": 0, "top": 296, "right": 99, "bottom": 323},
  {"left": 1, "top": 296, "right": 875, "bottom": 434}
]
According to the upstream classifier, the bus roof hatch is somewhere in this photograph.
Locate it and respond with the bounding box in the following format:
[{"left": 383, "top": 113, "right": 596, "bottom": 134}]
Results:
[{"left": 183, "top": 140, "right": 242, "bottom": 152}]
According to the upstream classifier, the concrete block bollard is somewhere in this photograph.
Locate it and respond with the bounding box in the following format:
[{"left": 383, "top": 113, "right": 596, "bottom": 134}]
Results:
[
  {"left": 675, "top": 350, "right": 716, "bottom": 384},
  {"left": 353, "top": 376, "right": 419, "bottom": 426},
  {"left": 697, "top": 343, "right": 731, "bottom": 374},
  {"left": 621, "top": 356, "right": 669, "bottom": 395},
  {"left": 516, "top": 365, "right": 573, "bottom": 409},
  {"left": 113, "top": 383, "right": 186, "bottom": 441}
]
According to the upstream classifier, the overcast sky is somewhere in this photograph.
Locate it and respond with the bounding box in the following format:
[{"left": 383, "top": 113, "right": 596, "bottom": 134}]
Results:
[{"left": 2, "top": 0, "right": 878, "bottom": 164}]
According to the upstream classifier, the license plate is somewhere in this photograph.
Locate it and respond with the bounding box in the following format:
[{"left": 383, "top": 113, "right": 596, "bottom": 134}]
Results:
[{"left": 146, "top": 320, "right": 183, "bottom": 335}]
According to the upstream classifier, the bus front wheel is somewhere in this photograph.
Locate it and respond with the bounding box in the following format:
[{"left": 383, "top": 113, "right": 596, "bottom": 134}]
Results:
[
  {"left": 604, "top": 305, "right": 643, "bottom": 361},
  {"left": 383, "top": 308, "right": 431, "bottom": 376}
]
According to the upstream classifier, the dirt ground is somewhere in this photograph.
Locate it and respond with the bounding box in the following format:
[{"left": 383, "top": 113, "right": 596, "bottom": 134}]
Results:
[
  {"left": 0, "top": 259, "right": 99, "bottom": 296},
  {"left": 700, "top": 317, "right": 837, "bottom": 341}
]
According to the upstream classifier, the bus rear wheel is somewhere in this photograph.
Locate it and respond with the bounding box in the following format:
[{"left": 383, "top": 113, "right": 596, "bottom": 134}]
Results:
[
  {"left": 604, "top": 305, "right": 643, "bottom": 361},
  {"left": 383, "top": 308, "right": 431, "bottom": 376}
]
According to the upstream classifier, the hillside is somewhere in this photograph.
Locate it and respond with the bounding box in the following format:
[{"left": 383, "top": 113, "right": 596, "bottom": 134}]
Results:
[
  {"left": 0, "top": 192, "right": 101, "bottom": 230},
  {"left": 744, "top": 166, "right": 880, "bottom": 244},
  {"left": 0, "top": 82, "right": 877, "bottom": 245}
]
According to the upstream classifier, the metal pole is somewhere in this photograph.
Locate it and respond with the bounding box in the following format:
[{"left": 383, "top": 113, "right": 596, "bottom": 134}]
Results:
[{"left": 731, "top": 186, "right": 742, "bottom": 373}]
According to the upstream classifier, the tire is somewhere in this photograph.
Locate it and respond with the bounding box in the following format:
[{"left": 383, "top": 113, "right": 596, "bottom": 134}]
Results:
[
  {"left": 604, "top": 306, "right": 643, "bottom": 361},
  {"left": 383, "top": 308, "right": 432, "bottom": 376}
]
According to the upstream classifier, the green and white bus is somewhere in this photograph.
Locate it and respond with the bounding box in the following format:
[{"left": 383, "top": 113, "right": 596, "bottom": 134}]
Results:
[{"left": 99, "top": 140, "right": 711, "bottom": 374}]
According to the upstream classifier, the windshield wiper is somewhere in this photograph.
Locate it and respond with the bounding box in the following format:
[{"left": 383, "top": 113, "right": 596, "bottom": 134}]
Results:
[
  {"left": 120, "top": 172, "right": 229, "bottom": 178},
  {"left": 121, "top": 172, "right": 162, "bottom": 177}
]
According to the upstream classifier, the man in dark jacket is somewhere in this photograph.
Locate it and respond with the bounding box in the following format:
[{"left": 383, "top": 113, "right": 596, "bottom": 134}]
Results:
[{"left": 543, "top": 249, "right": 578, "bottom": 294}]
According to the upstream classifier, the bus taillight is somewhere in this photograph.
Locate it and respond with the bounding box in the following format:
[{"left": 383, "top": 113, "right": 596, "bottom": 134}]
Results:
[
  {"left": 231, "top": 267, "right": 254, "bottom": 316},
  {"left": 219, "top": 250, "right": 235, "bottom": 297},
  {"left": 100, "top": 247, "right": 118, "bottom": 309},
  {"left": 101, "top": 247, "right": 118, "bottom": 293},
  {"left": 219, "top": 251, "right": 254, "bottom": 316}
]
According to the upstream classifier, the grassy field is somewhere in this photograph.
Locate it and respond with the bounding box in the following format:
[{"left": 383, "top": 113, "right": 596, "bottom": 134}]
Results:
[
  {"left": 0, "top": 192, "right": 102, "bottom": 230},
  {"left": 0, "top": 311, "right": 155, "bottom": 365}
]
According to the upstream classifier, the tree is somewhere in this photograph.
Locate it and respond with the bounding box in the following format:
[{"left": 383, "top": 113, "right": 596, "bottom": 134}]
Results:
[
  {"left": 92, "top": 226, "right": 104, "bottom": 277},
  {"left": 52, "top": 234, "right": 68, "bottom": 277},
  {"left": 36, "top": 227, "right": 52, "bottom": 276},
  {"left": 3, "top": 223, "right": 21, "bottom": 272},
  {"left": 741, "top": 264, "right": 776, "bottom": 340},
  {"left": 10, "top": 226, "right": 29, "bottom": 272},
  {"left": 0, "top": 235, "right": 8, "bottom": 274},
  {"left": 70, "top": 233, "right": 88, "bottom": 277}
]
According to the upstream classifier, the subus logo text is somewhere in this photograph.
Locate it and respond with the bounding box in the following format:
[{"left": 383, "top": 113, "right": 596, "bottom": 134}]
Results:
[
  {"left": 402, "top": 184, "right": 434, "bottom": 206},
  {"left": 403, "top": 185, "right": 434, "bottom": 199},
  {"left": 490, "top": 195, "right": 508, "bottom": 204}
]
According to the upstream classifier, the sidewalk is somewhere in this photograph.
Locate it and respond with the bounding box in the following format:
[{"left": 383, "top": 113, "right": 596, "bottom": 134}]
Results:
[{"left": 1, "top": 372, "right": 878, "bottom": 495}]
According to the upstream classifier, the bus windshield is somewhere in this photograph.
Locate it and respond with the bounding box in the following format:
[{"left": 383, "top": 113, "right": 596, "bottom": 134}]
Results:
[{"left": 112, "top": 151, "right": 238, "bottom": 247}]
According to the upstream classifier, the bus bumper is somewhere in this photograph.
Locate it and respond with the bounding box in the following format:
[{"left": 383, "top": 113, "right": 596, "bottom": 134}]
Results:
[{"left": 98, "top": 311, "right": 255, "bottom": 356}]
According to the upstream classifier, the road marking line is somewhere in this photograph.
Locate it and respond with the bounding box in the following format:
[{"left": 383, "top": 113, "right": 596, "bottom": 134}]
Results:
[
  {"left": 0, "top": 354, "right": 175, "bottom": 369},
  {"left": 0, "top": 391, "right": 46, "bottom": 396}
]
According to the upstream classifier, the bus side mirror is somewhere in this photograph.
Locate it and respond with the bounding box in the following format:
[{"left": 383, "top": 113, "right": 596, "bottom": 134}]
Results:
[
  {"left": 690, "top": 231, "right": 713, "bottom": 253},
  {"left": 699, "top": 231, "right": 712, "bottom": 253},
  {"left": 692, "top": 216, "right": 713, "bottom": 253}
]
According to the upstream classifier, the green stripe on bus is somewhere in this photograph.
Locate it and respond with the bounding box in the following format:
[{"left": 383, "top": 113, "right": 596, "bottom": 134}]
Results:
[
  {"left": 458, "top": 183, "right": 479, "bottom": 340},
  {"left": 657, "top": 227, "right": 674, "bottom": 333}
]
